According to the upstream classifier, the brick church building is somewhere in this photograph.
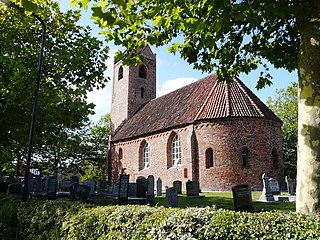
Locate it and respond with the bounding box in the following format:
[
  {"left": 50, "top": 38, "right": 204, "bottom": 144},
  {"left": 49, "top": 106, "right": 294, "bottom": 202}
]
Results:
[{"left": 109, "top": 46, "right": 284, "bottom": 191}]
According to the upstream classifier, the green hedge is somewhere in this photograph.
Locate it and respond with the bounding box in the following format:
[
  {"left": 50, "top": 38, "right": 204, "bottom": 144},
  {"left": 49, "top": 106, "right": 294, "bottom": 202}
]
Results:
[
  {"left": 17, "top": 201, "right": 320, "bottom": 240},
  {"left": 0, "top": 193, "right": 20, "bottom": 240}
]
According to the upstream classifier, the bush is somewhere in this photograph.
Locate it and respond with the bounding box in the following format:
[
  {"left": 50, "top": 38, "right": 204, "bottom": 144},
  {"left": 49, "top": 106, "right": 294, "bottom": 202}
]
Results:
[
  {"left": 0, "top": 193, "right": 20, "bottom": 240},
  {"left": 17, "top": 201, "right": 320, "bottom": 240}
]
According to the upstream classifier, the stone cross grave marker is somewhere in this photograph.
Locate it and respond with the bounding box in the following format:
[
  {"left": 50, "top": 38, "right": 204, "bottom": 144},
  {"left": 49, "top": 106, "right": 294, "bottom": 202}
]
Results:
[
  {"left": 173, "top": 180, "right": 182, "bottom": 194},
  {"left": 259, "top": 173, "right": 275, "bottom": 201},
  {"left": 232, "top": 184, "right": 254, "bottom": 212},
  {"left": 147, "top": 175, "right": 155, "bottom": 203},
  {"left": 186, "top": 180, "right": 200, "bottom": 197},
  {"left": 118, "top": 174, "right": 129, "bottom": 205},
  {"left": 156, "top": 178, "right": 162, "bottom": 196},
  {"left": 84, "top": 180, "right": 96, "bottom": 195},
  {"left": 269, "top": 178, "right": 280, "bottom": 195},
  {"left": 166, "top": 187, "right": 178, "bottom": 208}
]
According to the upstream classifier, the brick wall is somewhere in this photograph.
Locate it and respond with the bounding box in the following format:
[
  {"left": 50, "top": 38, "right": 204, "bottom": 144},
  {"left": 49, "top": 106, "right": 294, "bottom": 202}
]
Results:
[{"left": 110, "top": 117, "right": 284, "bottom": 191}]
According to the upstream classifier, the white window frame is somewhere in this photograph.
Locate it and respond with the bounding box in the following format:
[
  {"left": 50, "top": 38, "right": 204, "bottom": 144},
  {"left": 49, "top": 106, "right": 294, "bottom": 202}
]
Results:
[
  {"left": 172, "top": 135, "right": 181, "bottom": 166},
  {"left": 143, "top": 143, "right": 150, "bottom": 169}
]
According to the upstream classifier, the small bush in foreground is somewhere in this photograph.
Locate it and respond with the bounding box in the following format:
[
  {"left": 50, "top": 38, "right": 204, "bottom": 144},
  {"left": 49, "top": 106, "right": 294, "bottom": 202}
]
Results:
[
  {"left": 18, "top": 201, "right": 320, "bottom": 240},
  {"left": 0, "top": 193, "right": 20, "bottom": 240}
]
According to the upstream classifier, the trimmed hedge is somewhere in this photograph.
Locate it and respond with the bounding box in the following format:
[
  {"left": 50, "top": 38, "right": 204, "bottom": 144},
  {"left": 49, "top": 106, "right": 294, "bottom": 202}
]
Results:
[
  {"left": 17, "top": 201, "right": 320, "bottom": 240},
  {"left": 0, "top": 193, "right": 20, "bottom": 240}
]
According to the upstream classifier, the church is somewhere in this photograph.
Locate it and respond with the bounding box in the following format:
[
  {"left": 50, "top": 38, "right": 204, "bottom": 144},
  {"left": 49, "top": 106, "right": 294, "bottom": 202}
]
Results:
[{"left": 109, "top": 46, "right": 284, "bottom": 191}]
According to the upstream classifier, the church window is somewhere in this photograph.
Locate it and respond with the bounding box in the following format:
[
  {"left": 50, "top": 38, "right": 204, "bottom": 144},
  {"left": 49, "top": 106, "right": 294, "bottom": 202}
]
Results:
[
  {"left": 139, "top": 65, "right": 147, "bottom": 78},
  {"left": 139, "top": 141, "right": 150, "bottom": 170},
  {"left": 242, "top": 148, "right": 249, "bottom": 168},
  {"left": 172, "top": 135, "right": 181, "bottom": 166},
  {"left": 118, "top": 66, "right": 123, "bottom": 80},
  {"left": 141, "top": 87, "right": 144, "bottom": 98},
  {"left": 143, "top": 143, "right": 150, "bottom": 169},
  {"left": 119, "top": 148, "right": 123, "bottom": 160},
  {"left": 205, "top": 148, "right": 214, "bottom": 168},
  {"left": 272, "top": 148, "right": 278, "bottom": 168}
]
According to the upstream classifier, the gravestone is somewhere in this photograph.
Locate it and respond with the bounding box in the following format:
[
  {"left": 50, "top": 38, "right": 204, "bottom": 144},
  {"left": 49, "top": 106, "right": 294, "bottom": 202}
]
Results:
[
  {"left": 97, "top": 180, "right": 109, "bottom": 194},
  {"left": 118, "top": 174, "right": 129, "bottom": 205},
  {"left": 285, "top": 176, "right": 296, "bottom": 195},
  {"left": 166, "top": 187, "right": 178, "bottom": 208},
  {"left": 84, "top": 180, "right": 96, "bottom": 195},
  {"left": 259, "top": 173, "right": 275, "bottom": 201},
  {"left": 173, "top": 180, "right": 182, "bottom": 194},
  {"left": 32, "top": 178, "right": 46, "bottom": 197},
  {"left": 186, "top": 180, "right": 200, "bottom": 197},
  {"left": 7, "top": 183, "right": 22, "bottom": 195},
  {"left": 128, "top": 183, "right": 137, "bottom": 197},
  {"left": 232, "top": 184, "right": 254, "bottom": 212},
  {"left": 46, "top": 176, "right": 57, "bottom": 200},
  {"left": 71, "top": 175, "right": 79, "bottom": 185},
  {"left": 60, "top": 179, "right": 71, "bottom": 191},
  {"left": 111, "top": 182, "right": 119, "bottom": 198},
  {"left": 147, "top": 175, "right": 155, "bottom": 203},
  {"left": 156, "top": 178, "right": 162, "bottom": 196},
  {"left": 269, "top": 178, "right": 280, "bottom": 195},
  {"left": 136, "top": 177, "right": 147, "bottom": 198}
]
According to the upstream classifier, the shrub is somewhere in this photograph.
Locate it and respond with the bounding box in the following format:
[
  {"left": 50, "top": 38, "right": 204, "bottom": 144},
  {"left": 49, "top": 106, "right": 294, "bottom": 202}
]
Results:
[
  {"left": 0, "top": 193, "right": 20, "bottom": 240},
  {"left": 17, "top": 201, "right": 320, "bottom": 240}
]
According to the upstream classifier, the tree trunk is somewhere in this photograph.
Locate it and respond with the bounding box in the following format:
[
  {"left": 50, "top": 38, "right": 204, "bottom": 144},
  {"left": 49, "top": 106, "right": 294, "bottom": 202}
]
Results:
[{"left": 296, "top": 0, "right": 320, "bottom": 213}]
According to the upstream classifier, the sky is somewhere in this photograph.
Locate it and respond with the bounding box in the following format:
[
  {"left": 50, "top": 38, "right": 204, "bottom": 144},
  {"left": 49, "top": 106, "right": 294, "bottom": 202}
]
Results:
[{"left": 57, "top": 1, "right": 297, "bottom": 123}]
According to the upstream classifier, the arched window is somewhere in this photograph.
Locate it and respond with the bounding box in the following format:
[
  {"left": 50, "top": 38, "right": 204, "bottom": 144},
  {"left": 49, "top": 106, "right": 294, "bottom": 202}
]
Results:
[
  {"left": 139, "top": 65, "right": 147, "bottom": 78},
  {"left": 139, "top": 141, "right": 150, "bottom": 170},
  {"left": 172, "top": 135, "right": 181, "bottom": 166},
  {"left": 272, "top": 148, "right": 278, "bottom": 168},
  {"left": 242, "top": 148, "right": 249, "bottom": 168},
  {"left": 141, "top": 87, "right": 144, "bottom": 98},
  {"left": 119, "top": 148, "right": 123, "bottom": 160},
  {"left": 143, "top": 143, "right": 150, "bottom": 169},
  {"left": 205, "top": 148, "right": 214, "bottom": 168},
  {"left": 118, "top": 66, "right": 123, "bottom": 80}
]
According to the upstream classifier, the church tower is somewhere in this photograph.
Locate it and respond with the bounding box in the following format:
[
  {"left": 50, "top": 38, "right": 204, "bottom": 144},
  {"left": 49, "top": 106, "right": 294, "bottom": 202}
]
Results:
[{"left": 110, "top": 45, "right": 156, "bottom": 134}]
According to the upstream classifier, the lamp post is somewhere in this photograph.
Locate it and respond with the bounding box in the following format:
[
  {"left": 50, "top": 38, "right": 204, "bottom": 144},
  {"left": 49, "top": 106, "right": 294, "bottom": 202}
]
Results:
[{"left": 0, "top": 0, "right": 46, "bottom": 202}]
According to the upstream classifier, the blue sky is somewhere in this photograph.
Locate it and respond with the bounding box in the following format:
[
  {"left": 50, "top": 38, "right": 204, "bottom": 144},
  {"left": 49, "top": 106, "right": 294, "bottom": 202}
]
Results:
[{"left": 57, "top": 1, "right": 297, "bottom": 123}]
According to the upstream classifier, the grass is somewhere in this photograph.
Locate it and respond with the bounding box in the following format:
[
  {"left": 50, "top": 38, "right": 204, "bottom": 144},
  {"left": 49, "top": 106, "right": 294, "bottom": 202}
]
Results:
[{"left": 91, "top": 191, "right": 296, "bottom": 212}]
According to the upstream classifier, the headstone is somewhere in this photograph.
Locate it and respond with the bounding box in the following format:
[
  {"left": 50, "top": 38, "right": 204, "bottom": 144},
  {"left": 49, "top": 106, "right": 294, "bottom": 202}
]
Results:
[
  {"left": 7, "top": 183, "right": 22, "bottom": 195},
  {"left": 259, "top": 173, "right": 275, "bottom": 201},
  {"left": 84, "top": 180, "right": 96, "bottom": 195},
  {"left": 46, "top": 176, "right": 57, "bottom": 200},
  {"left": 97, "top": 180, "right": 109, "bottom": 194},
  {"left": 269, "top": 178, "right": 280, "bottom": 195},
  {"left": 60, "top": 179, "right": 71, "bottom": 191},
  {"left": 232, "top": 184, "right": 254, "bottom": 212},
  {"left": 285, "top": 176, "right": 296, "bottom": 195},
  {"left": 173, "top": 180, "right": 182, "bottom": 194},
  {"left": 128, "top": 183, "right": 137, "bottom": 197},
  {"left": 147, "top": 175, "right": 155, "bottom": 203},
  {"left": 166, "top": 187, "right": 178, "bottom": 208},
  {"left": 118, "top": 174, "right": 129, "bottom": 205},
  {"left": 71, "top": 175, "right": 79, "bottom": 185},
  {"left": 186, "top": 180, "right": 200, "bottom": 197},
  {"left": 111, "top": 182, "right": 119, "bottom": 198},
  {"left": 156, "top": 178, "right": 162, "bottom": 196},
  {"left": 136, "top": 176, "right": 147, "bottom": 198},
  {"left": 32, "top": 178, "right": 46, "bottom": 197}
]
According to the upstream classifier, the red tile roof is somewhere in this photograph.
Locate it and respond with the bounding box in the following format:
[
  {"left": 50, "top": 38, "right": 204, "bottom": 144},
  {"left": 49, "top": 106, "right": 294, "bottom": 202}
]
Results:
[{"left": 112, "top": 74, "right": 281, "bottom": 142}]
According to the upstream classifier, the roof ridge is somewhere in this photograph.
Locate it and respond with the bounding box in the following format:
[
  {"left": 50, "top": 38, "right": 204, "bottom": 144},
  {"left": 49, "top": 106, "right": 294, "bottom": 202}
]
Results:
[
  {"left": 194, "top": 81, "right": 218, "bottom": 121},
  {"left": 235, "top": 78, "right": 264, "bottom": 116},
  {"left": 225, "top": 82, "right": 231, "bottom": 117}
]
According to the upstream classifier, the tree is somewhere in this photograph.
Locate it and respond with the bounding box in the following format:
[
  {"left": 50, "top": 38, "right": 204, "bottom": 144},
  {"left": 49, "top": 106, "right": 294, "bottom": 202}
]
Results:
[
  {"left": 0, "top": 1, "right": 109, "bottom": 176},
  {"left": 17, "top": 0, "right": 320, "bottom": 213},
  {"left": 267, "top": 83, "right": 298, "bottom": 179}
]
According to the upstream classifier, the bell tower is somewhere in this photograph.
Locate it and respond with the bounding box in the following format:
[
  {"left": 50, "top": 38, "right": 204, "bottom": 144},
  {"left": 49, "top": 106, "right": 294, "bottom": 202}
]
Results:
[{"left": 110, "top": 45, "right": 156, "bottom": 134}]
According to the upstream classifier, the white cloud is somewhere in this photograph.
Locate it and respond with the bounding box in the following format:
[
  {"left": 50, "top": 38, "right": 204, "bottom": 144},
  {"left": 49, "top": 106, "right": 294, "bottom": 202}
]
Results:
[{"left": 158, "top": 77, "right": 197, "bottom": 96}]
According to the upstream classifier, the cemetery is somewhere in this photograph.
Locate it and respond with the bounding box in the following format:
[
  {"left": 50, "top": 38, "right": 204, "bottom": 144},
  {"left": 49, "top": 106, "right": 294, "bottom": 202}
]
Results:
[{"left": 2, "top": 171, "right": 319, "bottom": 239}]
